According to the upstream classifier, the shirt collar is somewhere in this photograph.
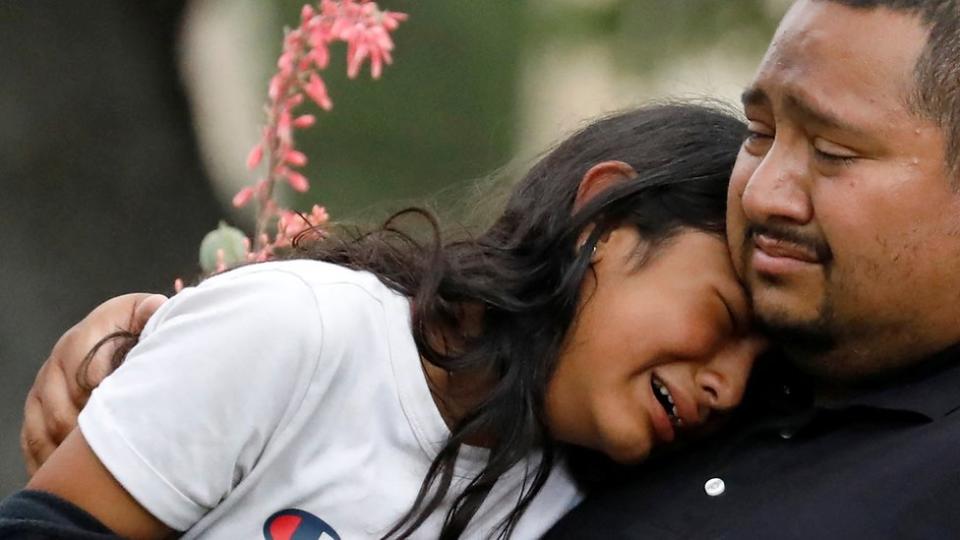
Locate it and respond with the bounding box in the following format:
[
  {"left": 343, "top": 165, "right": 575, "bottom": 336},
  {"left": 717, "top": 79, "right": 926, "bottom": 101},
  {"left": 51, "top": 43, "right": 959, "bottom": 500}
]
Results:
[
  {"left": 748, "top": 344, "right": 960, "bottom": 422},
  {"left": 816, "top": 344, "right": 960, "bottom": 420}
]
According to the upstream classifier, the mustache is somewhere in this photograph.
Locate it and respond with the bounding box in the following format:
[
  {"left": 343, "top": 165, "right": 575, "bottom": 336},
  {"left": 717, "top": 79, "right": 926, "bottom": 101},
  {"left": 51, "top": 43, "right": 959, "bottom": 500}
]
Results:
[{"left": 746, "top": 223, "right": 833, "bottom": 262}]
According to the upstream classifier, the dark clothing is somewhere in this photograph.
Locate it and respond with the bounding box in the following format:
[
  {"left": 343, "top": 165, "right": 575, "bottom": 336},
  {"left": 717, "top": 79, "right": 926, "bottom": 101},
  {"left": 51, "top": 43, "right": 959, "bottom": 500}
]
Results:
[
  {"left": 0, "top": 490, "right": 117, "bottom": 539},
  {"left": 545, "top": 348, "right": 960, "bottom": 539}
]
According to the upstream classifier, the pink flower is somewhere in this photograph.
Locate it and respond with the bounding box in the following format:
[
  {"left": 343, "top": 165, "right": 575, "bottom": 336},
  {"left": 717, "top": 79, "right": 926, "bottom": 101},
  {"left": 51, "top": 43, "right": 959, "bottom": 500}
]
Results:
[
  {"left": 268, "top": 74, "right": 284, "bottom": 101},
  {"left": 277, "top": 51, "right": 296, "bottom": 76},
  {"left": 301, "top": 4, "right": 316, "bottom": 22},
  {"left": 285, "top": 169, "right": 310, "bottom": 192},
  {"left": 320, "top": 0, "right": 340, "bottom": 18},
  {"left": 224, "top": 0, "right": 406, "bottom": 261},
  {"left": 293, "top": 114, "right": 316, "bottom": 128},
  {"left": 304, "top": 73, "right": 333, "bottom": 110},
  {"left": 380, "top": 11, "right": 408, "bottom": 31},
  {"left": 277, "top": 110, "right": 293, "bottom": 144},
  {"left": 232, "top": 186, "right": 255, "bottom": 208},
  {"left": 246, "top": 144, "right": 263, "bottom": 170},
  {"left": 308, "top": 204, "right": 330, "bottom": 225},
  {"left": 286, "top": 93, "right": 304, "bottom": 108},
  {"left": 344, "top": 23, "right": 397, "bottom": 79},
  {"left": 310, "top": 45, "right": 330, "bottom": 70},
  {"left": 346, "top": 41, "right": 369, "bottom": 79},
  {"left": 275, "top": 205, "right": 329, "bottom": 247},
  {"left": 285, "top": 150, "right": 308, "bottom": 167},
  {"left": 283, "top": 31, "right": 304, "bottom": 56}
]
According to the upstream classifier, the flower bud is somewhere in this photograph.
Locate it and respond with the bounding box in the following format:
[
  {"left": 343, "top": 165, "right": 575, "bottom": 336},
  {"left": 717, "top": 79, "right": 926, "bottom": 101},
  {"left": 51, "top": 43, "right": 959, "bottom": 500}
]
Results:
[
  {"left": 246, "top": 144, "right": 263, "bottom": 170},
  {"left": 293, "top": 115, "right": 316, "bottom": 128},
  {"left": 286, "top": 170, "right": 310, "bottom": 192},
  {"left": 232, "top": 187, "right": 255, "bottom": 208},
  {"left": 199, "top": 222, "right": 250, "bottom": 274},
  {"left": 284, "top": 150, "right": 308, "bottom": 167}
]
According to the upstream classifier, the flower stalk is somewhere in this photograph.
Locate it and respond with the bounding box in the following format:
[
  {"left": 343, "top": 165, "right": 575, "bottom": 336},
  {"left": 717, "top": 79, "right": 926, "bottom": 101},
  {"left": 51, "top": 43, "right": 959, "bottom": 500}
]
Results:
[{"left": 191, "top": 0, "right": 406, "bottom": 287}]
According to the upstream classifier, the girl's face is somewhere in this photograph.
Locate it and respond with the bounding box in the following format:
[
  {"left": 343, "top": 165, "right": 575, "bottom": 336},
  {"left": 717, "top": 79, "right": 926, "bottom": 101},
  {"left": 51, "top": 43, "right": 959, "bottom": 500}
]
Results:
[{"left": 545, "top": 228, "right": 765, "bottom": 463}]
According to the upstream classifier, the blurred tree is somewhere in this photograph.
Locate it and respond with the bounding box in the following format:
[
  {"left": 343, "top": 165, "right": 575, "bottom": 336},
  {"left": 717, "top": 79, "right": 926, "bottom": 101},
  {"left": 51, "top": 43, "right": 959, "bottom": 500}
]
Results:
[
  {"left": 613, "top": 0, "right": 782, "bottom": 72},
  {"left": 0, "top": 0, "right": 223, "bottom": 495},
  {"left": 275, "top": 0, "right": 525, "bottom": 218},
  {"left": 526, "top": 0, "right": 783, "bottom": 74}
]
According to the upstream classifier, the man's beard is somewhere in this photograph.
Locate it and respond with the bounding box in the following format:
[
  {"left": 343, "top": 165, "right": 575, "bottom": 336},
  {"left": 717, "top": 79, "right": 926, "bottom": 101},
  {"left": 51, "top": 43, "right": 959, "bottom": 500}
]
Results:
[{"left": 751, "top": 298, "right": 838, "bottom": 373}]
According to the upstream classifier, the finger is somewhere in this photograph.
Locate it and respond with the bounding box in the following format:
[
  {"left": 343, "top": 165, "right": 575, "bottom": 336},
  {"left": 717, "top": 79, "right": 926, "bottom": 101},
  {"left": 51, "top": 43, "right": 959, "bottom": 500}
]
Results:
[
  {"left": 129, "top": 294, "right": 167, "bottom": 333},
  {"left": 73, "top": 293, "right": 165, "bottom": 388},
  {"left": 21, "top": 392, "right": 58, "bottom": 476},
  {"left": 51, "top": 327, "right": 112, "bottom": 407},
  {"left": 71, "top": 335, "right": 121, "bottom": 394},
  {"left": 39, "top": 361, "right": 82, "bottom": 444}
]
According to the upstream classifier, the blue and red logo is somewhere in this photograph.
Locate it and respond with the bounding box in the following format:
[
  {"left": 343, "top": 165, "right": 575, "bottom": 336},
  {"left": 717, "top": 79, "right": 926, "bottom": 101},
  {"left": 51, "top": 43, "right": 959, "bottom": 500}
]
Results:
[{"left": 263, "top": 509, "right": 340, "bottom": 540}]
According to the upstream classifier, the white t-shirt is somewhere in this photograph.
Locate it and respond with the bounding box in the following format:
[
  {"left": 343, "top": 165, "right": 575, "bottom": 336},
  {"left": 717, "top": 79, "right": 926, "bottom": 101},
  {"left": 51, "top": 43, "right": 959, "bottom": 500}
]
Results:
[{"left": 78, "top": 260, "right": 581, "bottom": 539}]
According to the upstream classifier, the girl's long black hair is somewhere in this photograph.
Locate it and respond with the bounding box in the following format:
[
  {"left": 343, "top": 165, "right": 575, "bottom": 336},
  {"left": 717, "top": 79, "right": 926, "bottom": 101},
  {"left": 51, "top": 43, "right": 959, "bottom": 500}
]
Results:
[
  {"left": 85, "top": 101, "right": 746, "bottom": 538},
  {"left": 297, "top": 102, "right": 747, "bottom": 538}
]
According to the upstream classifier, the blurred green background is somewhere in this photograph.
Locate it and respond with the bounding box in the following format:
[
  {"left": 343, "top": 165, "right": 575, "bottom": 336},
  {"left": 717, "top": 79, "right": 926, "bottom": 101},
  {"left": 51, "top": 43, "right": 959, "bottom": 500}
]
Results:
[{"left": 0, "top": 0, "right": 788, "bottom": 496}]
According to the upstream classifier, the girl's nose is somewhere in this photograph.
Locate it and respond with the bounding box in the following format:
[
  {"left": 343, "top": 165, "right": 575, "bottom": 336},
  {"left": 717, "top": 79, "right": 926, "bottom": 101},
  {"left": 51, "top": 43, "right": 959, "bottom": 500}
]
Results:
[{"left": 696, "top": 335, "right": 768, "bottom": 410}]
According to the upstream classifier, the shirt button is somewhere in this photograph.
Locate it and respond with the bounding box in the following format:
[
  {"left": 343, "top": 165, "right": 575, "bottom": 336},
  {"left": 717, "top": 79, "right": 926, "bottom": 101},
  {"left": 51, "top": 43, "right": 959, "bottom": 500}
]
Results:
[
  {"left": 704, "top": 477, "right": 726, "bottom": 497},
  {"left": 779, "top": 428, "right": 795, "bottom": 440}
]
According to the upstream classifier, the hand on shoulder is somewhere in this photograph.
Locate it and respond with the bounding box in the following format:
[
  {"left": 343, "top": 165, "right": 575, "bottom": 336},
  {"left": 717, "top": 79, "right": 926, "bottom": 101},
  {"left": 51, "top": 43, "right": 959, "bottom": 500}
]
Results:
[{"left": 21, "top": 293, "right": 167, "bottom": 475}]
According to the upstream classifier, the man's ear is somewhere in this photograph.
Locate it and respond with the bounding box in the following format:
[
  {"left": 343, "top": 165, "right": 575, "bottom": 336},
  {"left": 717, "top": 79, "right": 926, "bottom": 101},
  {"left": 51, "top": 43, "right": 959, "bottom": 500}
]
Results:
[{"left": 573, "top": 160, "right": 638, "bottom": 213}]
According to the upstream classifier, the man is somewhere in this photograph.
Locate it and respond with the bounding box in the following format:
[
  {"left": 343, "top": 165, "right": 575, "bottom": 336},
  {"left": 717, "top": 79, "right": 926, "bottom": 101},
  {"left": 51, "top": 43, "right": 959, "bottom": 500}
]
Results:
[
  {"left": 545, "top": 0, "right": 960, "bottom": 537},
  {"left": 14, "top": 0, "right": 960, "bottom": 537}
]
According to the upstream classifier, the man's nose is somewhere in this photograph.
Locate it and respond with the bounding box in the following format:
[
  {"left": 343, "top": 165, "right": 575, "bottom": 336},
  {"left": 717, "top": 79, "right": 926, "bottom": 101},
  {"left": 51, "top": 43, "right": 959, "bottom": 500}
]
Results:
[{"left": 740, "top": 140, "right": 813, "bottom": 227}]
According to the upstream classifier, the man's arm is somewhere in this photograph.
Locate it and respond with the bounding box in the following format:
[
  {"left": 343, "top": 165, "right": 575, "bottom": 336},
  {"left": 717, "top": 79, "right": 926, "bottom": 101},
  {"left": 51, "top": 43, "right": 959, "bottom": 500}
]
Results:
[{"left": 21, "top": 293, "right": 167, "bottom": 474}]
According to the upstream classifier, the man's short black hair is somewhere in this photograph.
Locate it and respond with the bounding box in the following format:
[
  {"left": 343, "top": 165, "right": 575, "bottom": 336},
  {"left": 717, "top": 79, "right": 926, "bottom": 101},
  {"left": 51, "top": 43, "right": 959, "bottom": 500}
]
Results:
[{"left": 817, "top": 0, "right": 960, "bottom": 175}]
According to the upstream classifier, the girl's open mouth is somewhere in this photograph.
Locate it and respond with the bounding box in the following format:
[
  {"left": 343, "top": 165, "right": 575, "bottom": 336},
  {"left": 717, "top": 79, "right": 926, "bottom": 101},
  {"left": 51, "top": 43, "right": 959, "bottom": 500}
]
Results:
[{"left": 652, "top": 375, "right": 682, "bottom": 427}]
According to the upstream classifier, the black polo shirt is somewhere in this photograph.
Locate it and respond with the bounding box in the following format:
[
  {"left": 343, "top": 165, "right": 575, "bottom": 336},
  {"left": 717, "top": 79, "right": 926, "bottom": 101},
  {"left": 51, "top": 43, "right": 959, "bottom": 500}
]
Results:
[{"left": 544, "top": 348, "right": 960, "bottom": 539}]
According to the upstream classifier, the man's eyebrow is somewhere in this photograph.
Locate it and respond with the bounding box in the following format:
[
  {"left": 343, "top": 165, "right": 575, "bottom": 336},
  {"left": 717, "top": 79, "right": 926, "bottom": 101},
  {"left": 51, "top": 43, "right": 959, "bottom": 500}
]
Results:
[
  {"left": 784, "top": 93, "right": 867, "bottom": 136},
  {"left": 741, "top": 85, "right": 869, "bottom": 137}
]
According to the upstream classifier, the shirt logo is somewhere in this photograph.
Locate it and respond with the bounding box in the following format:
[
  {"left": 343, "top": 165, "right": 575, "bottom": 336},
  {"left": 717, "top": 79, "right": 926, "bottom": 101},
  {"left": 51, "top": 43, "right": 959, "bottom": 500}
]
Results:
[{"left": 263, "top": 509, "right": 341, "bottom": 540}]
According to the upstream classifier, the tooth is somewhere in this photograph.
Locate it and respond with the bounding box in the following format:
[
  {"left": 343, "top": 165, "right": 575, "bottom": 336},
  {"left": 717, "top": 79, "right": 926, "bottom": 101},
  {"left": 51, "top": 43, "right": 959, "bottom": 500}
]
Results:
[
  {"left": 659, "top": 386, "right": 669, "bottom": 396},
  {"left": 671, "top": 405, "right": 679, "bottom": 416},
  {"left": 666, "top": 395, "right": 674, "bottom": 404}
]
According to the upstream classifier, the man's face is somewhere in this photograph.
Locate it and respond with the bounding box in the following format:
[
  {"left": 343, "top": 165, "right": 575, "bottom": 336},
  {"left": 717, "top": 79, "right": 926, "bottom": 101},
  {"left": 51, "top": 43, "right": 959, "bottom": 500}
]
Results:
[{"left": 727, "top": 0, "right": 960, "bottom": 380}]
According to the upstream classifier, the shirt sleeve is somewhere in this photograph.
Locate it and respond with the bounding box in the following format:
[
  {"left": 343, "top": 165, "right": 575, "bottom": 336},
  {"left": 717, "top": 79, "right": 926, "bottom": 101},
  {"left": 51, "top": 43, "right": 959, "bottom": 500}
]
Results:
[
  {"left": 0, "top": 490, "right": 119, "bottom": 539},
  {"left": 77, "top": 266, "right": 326, "bottom": 531}
]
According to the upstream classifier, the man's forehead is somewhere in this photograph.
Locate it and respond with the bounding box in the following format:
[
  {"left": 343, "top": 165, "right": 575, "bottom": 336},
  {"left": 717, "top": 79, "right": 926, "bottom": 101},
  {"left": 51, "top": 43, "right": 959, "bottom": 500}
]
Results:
[
  {"left": 762, "top": 0, "right": 928, "bottom": 76},
  {"left": 746, "top": 0, "right": 926, "bottom": 117}
]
